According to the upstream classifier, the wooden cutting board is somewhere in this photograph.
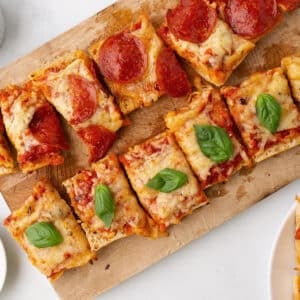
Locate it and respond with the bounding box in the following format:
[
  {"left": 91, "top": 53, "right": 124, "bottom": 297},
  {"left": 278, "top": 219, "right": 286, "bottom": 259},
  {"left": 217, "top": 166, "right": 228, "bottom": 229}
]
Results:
[{"left": 0, "top": 1, "right": 300, "bottom": 299}]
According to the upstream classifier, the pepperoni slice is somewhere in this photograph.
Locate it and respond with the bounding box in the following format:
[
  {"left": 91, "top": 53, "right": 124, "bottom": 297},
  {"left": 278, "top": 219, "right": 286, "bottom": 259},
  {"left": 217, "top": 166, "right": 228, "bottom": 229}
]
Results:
[
  {"left": 78, "top": 125, "right": 116, "bottom": 162},
  {"left": 156, "top": 48, "right": 191, "bottom": 97},
  {"left": 68, "top": 74, "right": 98, "bottom": 125},
  {"left": 166, "top": 0, "right": 217, "bottom": 43},
  {"left": 29, "top": 103, "right": 69, "bottom": 150},
  {"left": 225, "top": 0, "right": 280, "bottom": 39},
  {"left": 277, "top": 0, "right": 300, "bottom": 11},
  {"left": 98, "top": 32, "right": 147, "bottom": 83}
]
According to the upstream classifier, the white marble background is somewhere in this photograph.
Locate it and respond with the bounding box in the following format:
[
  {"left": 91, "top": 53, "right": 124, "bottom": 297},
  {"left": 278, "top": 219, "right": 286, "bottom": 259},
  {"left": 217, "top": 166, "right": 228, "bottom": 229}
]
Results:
[{"left": 0, "top": 1, "right": 299, "bottom": 299}]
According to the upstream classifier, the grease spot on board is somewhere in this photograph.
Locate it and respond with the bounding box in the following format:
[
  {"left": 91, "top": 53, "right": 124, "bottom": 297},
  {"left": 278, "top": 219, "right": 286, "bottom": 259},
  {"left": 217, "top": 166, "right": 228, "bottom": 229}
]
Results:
[
  {"left": 206, "top": 184, "right": 228, "bottom": 198},
  {"left": 244, "top": 176, "right": 254, "bottom": 183},
  {"left": 236, "top": 185, "right": 247, "bottom": 201},
  {"left": 239, "top": 167, "right": 254, "bottom": 176}
]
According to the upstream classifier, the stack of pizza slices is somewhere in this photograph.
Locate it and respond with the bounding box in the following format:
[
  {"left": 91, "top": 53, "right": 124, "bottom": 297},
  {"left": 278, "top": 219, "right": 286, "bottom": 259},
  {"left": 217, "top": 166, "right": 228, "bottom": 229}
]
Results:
[{"left": 1, "top": 0, "right": 300, "bottom": 284}]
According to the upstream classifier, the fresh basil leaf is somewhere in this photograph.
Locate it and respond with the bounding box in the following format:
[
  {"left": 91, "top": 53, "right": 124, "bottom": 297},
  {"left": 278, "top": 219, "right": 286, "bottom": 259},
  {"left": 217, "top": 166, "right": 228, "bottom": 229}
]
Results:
[
  {"left": 194, "top": 124, "right": 234, "bottom": 163},
  {"left": 255, "top": 93, "right": 281, "bottom": 133},
  {"left": 25, "top": 222, "right": 63, "bottom": 248},
  {"left": 146, "top": 168, "right": 188, "bottom": 193},
  {"left": 94, "top": 184, "right": 115, "bottom": 228}
]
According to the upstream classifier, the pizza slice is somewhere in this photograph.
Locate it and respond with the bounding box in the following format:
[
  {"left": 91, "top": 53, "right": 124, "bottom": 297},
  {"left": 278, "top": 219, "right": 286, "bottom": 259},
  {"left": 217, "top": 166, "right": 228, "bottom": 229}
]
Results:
[
  {"left": 120, "top": 132, "right": 208, "bottom": 230},
  {"left": 30, "top": 50, "right": 123, "bottom": 163},
  {"left": 158, "top": 0, "right": 255, "bottom": 87},
  {"left": 63, "top": 153, "right": 160, "bottom": 251},
  {"left": 221, "top": 67, "right": 300, "bottom": 162},
  {"left": 89, "top": 14, "right": 191, "bottom": 114},
  {"left": 282, "top": 54, "right": 300, "bottom": 103},
  {"left": 0, "top": 111, "right": 14, "bottom": 175},
  {"left": 0, "top": 82, "right": 68, "bottom": 173},
  {"left": 4, "top": 180, "right": 95, "bottom": 281},
  {"left": 165, "top": 87, "right": 250, "bottom": 189}
]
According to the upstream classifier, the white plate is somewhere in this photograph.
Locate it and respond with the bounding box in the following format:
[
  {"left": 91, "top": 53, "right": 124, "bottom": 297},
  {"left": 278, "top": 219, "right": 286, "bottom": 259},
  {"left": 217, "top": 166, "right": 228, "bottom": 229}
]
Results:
[
  {"left": 269, "top": 202, "right": 296, "bottom": 300},
  {"left": 0, "top": 237, "right": 7, "bottom": 292}
]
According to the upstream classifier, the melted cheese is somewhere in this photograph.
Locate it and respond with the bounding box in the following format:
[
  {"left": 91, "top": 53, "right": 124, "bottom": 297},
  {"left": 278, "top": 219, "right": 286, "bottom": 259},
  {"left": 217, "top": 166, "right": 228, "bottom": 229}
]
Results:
[
  {"left": 46, "top": 58, "right": 123, "bottom": 132},
  {"left": 163, "top": 19, "right": 255, "bottom": 86},
  {"left": 165, "top": 88, "right": 248, "bottom": 187},
  {"left": 89, "top": 14, "right": 164, "bottom": 114},
  {"left": 282, "top": 54, "right": 300, "bottom": 103},
  {"left": 63, "top": 153, "right": 158, "bottom": 251},
  {"left": 120, "top": 132, "right": 207, "bottom": 227},
  {"left": 1, "top": 91, "right": 41, "bottom": 154},
  {"left": 4, "top": 181, "right": 94, "bottom": 280},
  {"left": 222, "top": 68, "right": 300, "bottom": 162},
  {"left": 0, "top": 136, "right": 14, "bottom": 175},
  {"left": 0, "top": 117, "right": 14, "bottom": 174},
  {"left": 0, "top": 84, "right": 62, "bottom": 172}
]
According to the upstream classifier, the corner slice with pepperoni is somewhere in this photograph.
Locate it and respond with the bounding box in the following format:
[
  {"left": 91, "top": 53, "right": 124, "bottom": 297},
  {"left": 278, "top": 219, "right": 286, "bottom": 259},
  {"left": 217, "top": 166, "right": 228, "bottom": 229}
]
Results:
[
  {"left": 89, "top": 14, "right": 191, "bottom": 115},
  {"left": 0, "top": 111, "right": 14, "bottom": 175},
  {"left": 30, "top": 50, "right": 123, "bottom": 163},
  {"left": 158, "top": 0, "right": 255, "bottom": 86},
  {"left": 0, "top": 82, "right": 68, "bottom": 173}
]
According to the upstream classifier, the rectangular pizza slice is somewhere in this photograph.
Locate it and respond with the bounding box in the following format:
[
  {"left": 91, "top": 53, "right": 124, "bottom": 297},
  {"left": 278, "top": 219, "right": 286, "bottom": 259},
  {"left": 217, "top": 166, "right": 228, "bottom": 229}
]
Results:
[
  {"left": 0, "top": 82, "right": 68, "bottom": 173},
  {"left": 63, "top": 153, "right": 160, "bottom": 251},
  {"left": 30, "top": 50, "right": 123, "bottom": 163},
  {"left": 282, "top": 53, "right": 300, "bottom": 103},
  {"left": 158, "top": 1, "right": 255, "bottom": 87},
  {"left": 221, "top": 67, "right": 300, "bottom": 162},
  {"left": 165, "top": 86, "right": 250, "bottom": 189},
  {"left": 119, "top": 131, "right": 208, "bottom": 230},
  {"left": 0, "top": 111, "right": 14, "bottom": 175},
  {"left": 89, "top": 14, "right": 191, "bottom": 114},
  {"left": 4, "top": 180, "right": 95, "bottom": 281}
]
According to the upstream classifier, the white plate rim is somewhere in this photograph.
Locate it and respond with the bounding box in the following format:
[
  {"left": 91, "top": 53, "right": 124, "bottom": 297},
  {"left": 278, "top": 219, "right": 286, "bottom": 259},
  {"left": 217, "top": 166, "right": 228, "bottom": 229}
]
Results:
[
  {"left": 268, "top": 202, "right": 297, "bottom": 300},
  {"left": 0, "top": 237, "right": 7, "bottom": 292}
]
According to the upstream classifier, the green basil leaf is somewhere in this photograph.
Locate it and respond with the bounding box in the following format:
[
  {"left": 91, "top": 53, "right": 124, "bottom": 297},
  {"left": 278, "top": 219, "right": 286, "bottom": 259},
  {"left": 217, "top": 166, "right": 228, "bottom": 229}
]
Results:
[
  {"left": 146, "top": 168, "right": 188, "bottom": 193},
  {"left": 25, "top": 222, "right": 63, "bottom": 248},
  {"left": 255, "top": 93, "right": 281, "bottom": 133},
  {"left": 94, "top": 184, "right": 115, "bottom": 228},
  {"left": 194, "top": 124, "right": 234, "bottom": 163}
]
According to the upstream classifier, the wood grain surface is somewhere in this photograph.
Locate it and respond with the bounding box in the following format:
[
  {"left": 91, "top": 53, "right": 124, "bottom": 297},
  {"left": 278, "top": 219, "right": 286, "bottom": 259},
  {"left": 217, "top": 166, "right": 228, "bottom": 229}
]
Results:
[{"left": 0, "top": 1, "right": 300, "bottom": 299}]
